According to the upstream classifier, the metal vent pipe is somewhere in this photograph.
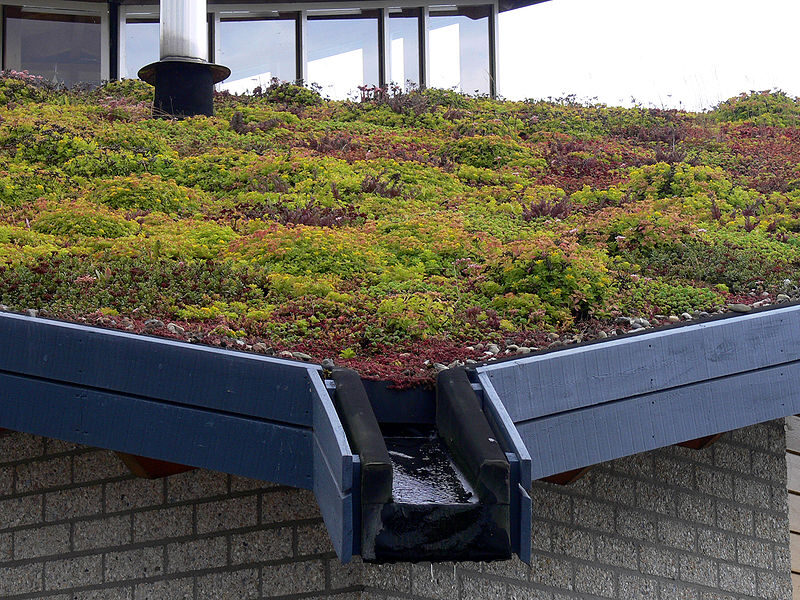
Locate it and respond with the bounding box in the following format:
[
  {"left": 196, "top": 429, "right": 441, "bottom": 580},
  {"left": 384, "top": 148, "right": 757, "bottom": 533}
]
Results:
[
  {"left": 160, "top": 0, "right": 208, "bottom": 62},
  {"left": 138, "top": 0, "right": 229, "bottom": 117}
]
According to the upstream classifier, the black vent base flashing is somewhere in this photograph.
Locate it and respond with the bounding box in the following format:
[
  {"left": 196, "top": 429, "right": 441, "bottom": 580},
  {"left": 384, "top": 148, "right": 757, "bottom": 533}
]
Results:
[{"left": 138, "top": 58, "right": 230, "bottom": 117}]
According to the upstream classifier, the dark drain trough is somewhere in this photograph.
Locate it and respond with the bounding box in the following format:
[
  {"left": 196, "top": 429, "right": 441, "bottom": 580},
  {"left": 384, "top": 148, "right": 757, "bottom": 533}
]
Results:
[{"left": 330, "top": 368, "right": 515, "bottom": 563}]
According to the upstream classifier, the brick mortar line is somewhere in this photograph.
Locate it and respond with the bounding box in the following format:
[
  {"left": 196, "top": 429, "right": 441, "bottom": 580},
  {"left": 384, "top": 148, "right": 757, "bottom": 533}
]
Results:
[
  {"left": 448, "top": 563, "right": 776, "bottom": 600},
  {"left": 536, "top": 462, "right": 788, "bottom": 514},
  {"left": 2, "top": 517, "right": 325, "bottom": 561},
  {"left": 526, "top": 504, "right": 788, "bottom": 551},
  {"left": 5, "top": 559, "right": 343, "bottom": 599},
  {"left": 522, "top": 539, "right": 786, "bottom": 582},
  {"left": 0, "top": 538, "right": 337, "bottom": 572},
  {"left": 0, "top": 468, "right": 296, "bottom": 507},
  {"left": 465, "top": 546, "right": 788, "bottom": 598},
  {"left": 0, "top": 487, "right": 313, "bottom": 534}
]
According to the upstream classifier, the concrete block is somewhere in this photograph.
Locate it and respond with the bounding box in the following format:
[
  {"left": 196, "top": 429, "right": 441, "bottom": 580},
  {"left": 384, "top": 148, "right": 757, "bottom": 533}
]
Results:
[
  {"left": 196, "top": 495, "right": 258, "bottom": 534},
  {"left": 731, "top": 423, "right": 775, "bottom": 451},
  {"left": 0, "top": 494, "right": 43, "bottom": 529},
  {"left": 752, "top": 451, "right": 786, "bottom": 483},
  {"left": 328, "top": 557, "right": 363, "bottom": 589},
  {"left": 734, "top": 477, "right": 771, "bottom": 510},
  {"left": 675, "top": 492, "right": 714, "bottom": 526},
  {"left": 197, "top": 568, "right": 260, "bottom": 600},
  {"left": 0, "top": 563, "right": 42, "bottom": 596},
  {"left": 551, "top": 524, "right": 595, "bottom": 561},
  {"left": 134, "top": 505, "right": 193, "bottom": 542},
  {"left": 656, "top": 517, "right": 696, "bottom": 552},
  {"left": 105, "top": 478, "right": 164, "bottom": 513},
  {"left": 636, "top": 481, "right": 675, "bottom": 516},
  {"left": 591, "top": 469, "right": 636, "bottom": 505},
  {"left": 134, "top": 577, "right": 193, "bottom": 600},
  {"left": 73, "top": 514, "right": 132, "bottom": 550},
  {"left": 45, "top": 485, "right": 102, "bottom": 521},
  {"left": 297, "top": 521, "right": 335, "bottom": 556},
  {"left": 410, "top": 563, "right": 458, "bottom": 600},
  {"left": 716, "top": 501, "right": 754, "bottom": 536},
  {"left": 654, "top": 457, "right": 694, "bottom": 490},
  {"left": 678, "top": 554, "right": 717, "bottom": 588},
  {"left": 230, "top": 527, "right": 292, "bottom": 564},
  {"left": 362, "top": 561, "right": 412, "bottom": 592},
  {"left": 230, "top": 476, "right": 280, "bottom": 492},
  {"left": 105, "top": 546, "right": 164, "bottom": 582},
  {"left": 612, "top": 453, "right": 654, "bottom": 478},
  {"left": 67, "top": 588, "right": 132, "bottom": 600},
  {"left": 658, "top": 581, "right": 699, "bottom": 600},
  {"left": 638, "top": 545, "right": 679, "bottom": 578},
  {"left": 262, "top": 488, "right": 321, "bottom": 523},
  {"left": 44, "top": 554, "right": 103, "bottom": 590},
  {"left": 574, "top": 565, "right": 614, "bottom": 598},
  {"left": 262, "top": 560, "right": 326, "bottom": 597},
  {"left": 696, "top": 527, "right": 736, "bottom": 562},
  {"left": 15, "top": 456, "right": 71, "bottom": 493},
  {"left": 167, "top": 535, "right": 227, "bottom": 572},
  {"left": 460, "top": 573, "right": 506, "bottom": 599},
  {"left": 771, "top": 483, "right": 789, "bottom": 513},
  {"left": 44, "top": 438, "right": 83, "bottom": 455},
  {"left": 74, "top": 451, "right": 128, "bottom": 483},
  {"left": 528, "top": 553, "right": 572, "bottom": 588},
  {"left": 572, "top": 497, "right": 614, "bottom": 532},
  {"left": 615, "top": 508, "right": 657, "bottom": 542},
  {"left": 528, "top": 484, "right": 572, "bottom": 523},
  {"left": 718, "top": 563, "right": 756, "bottom": 596},
  {"left": 775, "top": 540, "right": 792, "bottom": 571},
  {"left": 755, "top": 510, "right": 790, "bottom": 544},
  {"left": 0, "top": 531, "right": 12, "bottom": 559},
  {"left": 694, "top": 466, "right": 732, "bottom": 498},
  {"left": 166, "top": 469, "right": 228, "bottom": 503},
  {"left": 618, "top": 573, "right": 657, "bottom": 599},
  {"left": 0, "top": 433, "right": 44, "bottom": 463},
  {"left": 669, "top": 444, "right": 713, "bottom": 465},
  {"left": 0, "top": 465, "right": 14, "bottom": 496},
  {"left": 507, "top": 584, "right": 552, "bottom": 600},
  {"left": 756, "top": 571, "right": 793, "bottom": 600},
  {"left": 14, "top": 522, "right": 70, "bottom": 559},
  {"left": 713, "top": 442, "right": 751, "bottom": 473},
  {"left": 530, "top": 521, "right": 551, "bottom": 553},
  {"left": 737, "top": 537, "right": 774, "bottom": 569},
  {"left": 594, "top": 534, "right": 637, "bottom": 570},
  {"left": 480, "top": 556, "right": 528, "bottom": 580}
]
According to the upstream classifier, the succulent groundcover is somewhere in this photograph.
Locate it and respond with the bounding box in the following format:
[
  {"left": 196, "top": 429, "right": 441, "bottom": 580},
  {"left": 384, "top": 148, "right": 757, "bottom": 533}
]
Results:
[{"left": 0, "top": 73, "right": 798, "bottom": 386}]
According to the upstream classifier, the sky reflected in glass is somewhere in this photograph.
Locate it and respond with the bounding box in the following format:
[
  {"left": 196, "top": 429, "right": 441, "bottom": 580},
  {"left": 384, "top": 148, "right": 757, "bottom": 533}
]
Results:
[{"left": 218, "top": 17, "right": 296, "bottom": 93}]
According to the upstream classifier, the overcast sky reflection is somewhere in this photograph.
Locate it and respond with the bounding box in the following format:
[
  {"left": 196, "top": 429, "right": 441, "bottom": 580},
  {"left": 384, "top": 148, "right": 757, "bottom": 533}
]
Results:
[{"left": 499, "top": 0, "right": 800, "bottom": 110}]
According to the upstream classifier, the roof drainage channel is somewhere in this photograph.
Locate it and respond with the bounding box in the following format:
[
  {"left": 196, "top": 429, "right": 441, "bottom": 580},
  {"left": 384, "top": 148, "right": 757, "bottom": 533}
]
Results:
[{"left": 326, "top": 368, "right": 528, "bottom": 563}]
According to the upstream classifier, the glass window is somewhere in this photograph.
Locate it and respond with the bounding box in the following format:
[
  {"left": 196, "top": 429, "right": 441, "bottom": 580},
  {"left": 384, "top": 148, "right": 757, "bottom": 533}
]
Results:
[
  {"left": 307, "top": 11, "right": 379, "bottom": 100},
  {"left": 217, "top": 14, "right": 297, "bottom": 93},
  {"left": 124, "top": 18, "right": 159, "bottom": 80},
  {"left": 4, "top": 6, "right": 101, "bottom": 87},
  {"left": 388, "top": 8, "right": 421, "bottom": 91},
  {"left": 428, "top": 5, "right": 491, "bottom": 95}
]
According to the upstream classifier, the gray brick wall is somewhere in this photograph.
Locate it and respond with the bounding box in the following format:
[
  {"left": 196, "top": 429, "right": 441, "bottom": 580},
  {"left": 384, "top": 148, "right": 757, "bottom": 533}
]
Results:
[{"left": 0, "top": 420, "right": 790, "bottom": 600}]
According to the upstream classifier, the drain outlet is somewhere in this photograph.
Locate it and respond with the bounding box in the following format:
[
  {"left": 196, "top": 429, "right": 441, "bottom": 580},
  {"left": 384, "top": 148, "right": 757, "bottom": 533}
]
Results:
[{"left": 331, "top": 368, "right": 511, "bottom": 563}]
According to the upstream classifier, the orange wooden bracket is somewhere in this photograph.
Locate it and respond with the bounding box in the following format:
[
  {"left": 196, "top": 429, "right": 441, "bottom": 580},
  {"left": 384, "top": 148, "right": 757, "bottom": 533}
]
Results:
[
  {"left": 676, "top": 433, "right": 723, "bottom": 450},
  {"left": 116, "top": 452, "right": 196, "bottom": 479},
  {"left": 541, "top": 466, "right": 592, "bottom": 485}
]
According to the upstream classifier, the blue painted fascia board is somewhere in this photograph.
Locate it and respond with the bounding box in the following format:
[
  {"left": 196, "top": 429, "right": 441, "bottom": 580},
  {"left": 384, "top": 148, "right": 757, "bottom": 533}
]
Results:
[
  {"left": 477, "top": 304, "right": 800, "bottom": 479},
  {"left": 0, "top": 312, "right": 323, "bottom": 489}
]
